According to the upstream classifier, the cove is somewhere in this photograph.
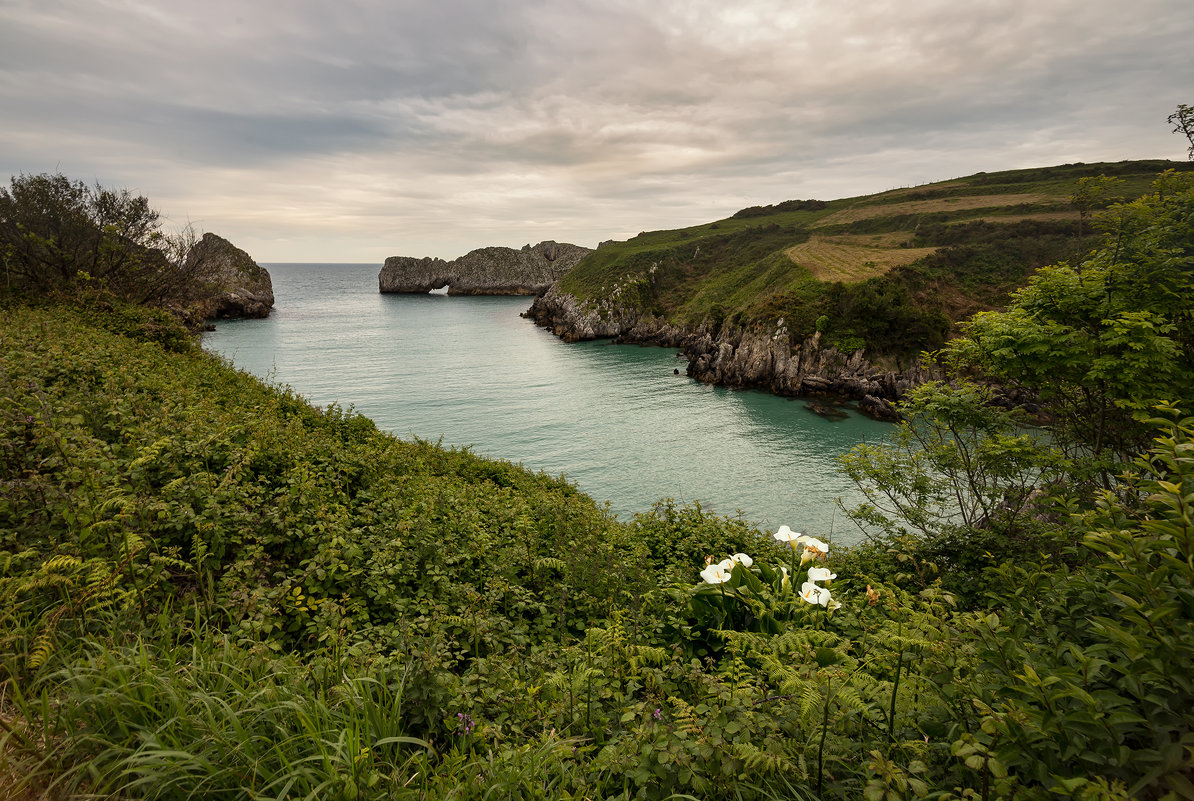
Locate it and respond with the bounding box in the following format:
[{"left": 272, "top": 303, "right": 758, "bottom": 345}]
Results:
[{"left": 201, "top": 263, "right": 891, "bottom": 543}]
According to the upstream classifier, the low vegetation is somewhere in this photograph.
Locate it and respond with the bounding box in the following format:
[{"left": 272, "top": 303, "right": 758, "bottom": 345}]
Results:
[{"left": 1, "top": 162, "right": 1193, "bottom": 799}]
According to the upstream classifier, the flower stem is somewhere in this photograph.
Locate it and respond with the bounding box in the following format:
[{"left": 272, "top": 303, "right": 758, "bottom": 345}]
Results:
[
  {"left": 817, "top": 676, "right": 831, "bottom": 798},
  {"left": 888, "top": 645, "right": 904, "bottom": 741}
]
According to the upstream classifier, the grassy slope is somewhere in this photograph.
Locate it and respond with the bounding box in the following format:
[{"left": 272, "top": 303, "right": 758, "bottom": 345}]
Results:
[
  {"left": 558, "top": 159, "right": 1193, "bottom": 357},
  {"left": 0, "top": 301, "right": 766, "bottom": 794},
  {"left": 3, "top": 292, "right": 1192, "bottom": 799}
]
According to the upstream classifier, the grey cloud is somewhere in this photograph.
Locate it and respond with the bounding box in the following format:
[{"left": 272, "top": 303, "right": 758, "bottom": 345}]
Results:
[{"left": 2, "top": 0, "right": 1192, "bottom": 261}]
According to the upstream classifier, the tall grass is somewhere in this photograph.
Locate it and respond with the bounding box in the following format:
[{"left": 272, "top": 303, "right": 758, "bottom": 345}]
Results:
[{"left": 4, "top": 629, "right": 425, "bottom": 800}]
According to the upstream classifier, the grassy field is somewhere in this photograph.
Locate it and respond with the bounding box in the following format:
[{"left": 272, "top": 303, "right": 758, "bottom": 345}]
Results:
[{"left": 784, "top": 235, "right": 940, "bottom": 283}]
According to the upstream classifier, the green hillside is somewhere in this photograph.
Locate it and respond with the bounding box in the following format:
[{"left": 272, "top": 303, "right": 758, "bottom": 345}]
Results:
[{"left": 559, "top": 159, "right": 1194, "bottom": 358}]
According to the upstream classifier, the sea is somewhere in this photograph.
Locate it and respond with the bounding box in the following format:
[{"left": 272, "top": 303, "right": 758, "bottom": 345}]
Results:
[{"left": 200, "top": 263, "right": 892, "bottom": 544}]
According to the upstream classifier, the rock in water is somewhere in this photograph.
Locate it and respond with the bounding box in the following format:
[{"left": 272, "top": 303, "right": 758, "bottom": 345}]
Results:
[
  {"left": 186, "top": 233, "right": 274, "bottom": 319},
  {"left": 379, "top": 241, "right": 592, "bottom": 295},
  {"left": 805, "top": 402, "right": 849, "bottom": 421}
]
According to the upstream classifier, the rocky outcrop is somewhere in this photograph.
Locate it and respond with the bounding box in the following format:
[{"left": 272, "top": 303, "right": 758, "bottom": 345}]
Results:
[
  {"left": 379, "top": 241, "right": 592, "bottom": 295},
  {"left": 524, "top": 289, "right": 939, "bottom": 420},
  {"left": 185, "top": 233, "right": 274, "bottom": 319},
  {"left": 522, "top": 283, "right": 647, "bottom": 341}
]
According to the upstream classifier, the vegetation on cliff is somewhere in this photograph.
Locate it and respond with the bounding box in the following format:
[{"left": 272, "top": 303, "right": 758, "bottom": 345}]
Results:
[{"left": 553, "top": 159, "right": 1194, "bottom": 359}]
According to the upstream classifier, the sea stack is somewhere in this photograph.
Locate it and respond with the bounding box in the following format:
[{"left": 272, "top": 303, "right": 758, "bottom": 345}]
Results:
[
  {"left": 185, "top": 233, "right": 275, "bottom": 319},
  {"left": 379, "top": 241, "right": 592, "bottom": 295}
]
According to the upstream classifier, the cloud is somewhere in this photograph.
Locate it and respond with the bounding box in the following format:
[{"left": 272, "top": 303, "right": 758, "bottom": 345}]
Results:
[{"left": 1, "top": 0, "right": 1191, "bottom": 261}]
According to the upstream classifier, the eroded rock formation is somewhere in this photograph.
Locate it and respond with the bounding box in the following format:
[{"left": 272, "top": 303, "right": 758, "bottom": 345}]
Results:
[
  {"left": 185, "top": 233, "right": 274, "bottom": 319},
  {"left": 524, "top": 289, "right": 939, "bottom": 420},
  {"left": 379, "top": 241, "right": 592, "bottom": 295}
]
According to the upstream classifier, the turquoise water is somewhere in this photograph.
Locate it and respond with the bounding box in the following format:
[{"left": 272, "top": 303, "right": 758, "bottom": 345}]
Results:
[{"left": 201, "top": 263, "right": 891, "bottom": 542}]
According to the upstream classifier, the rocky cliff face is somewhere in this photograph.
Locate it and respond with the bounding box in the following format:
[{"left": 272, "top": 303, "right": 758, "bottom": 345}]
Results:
[
  {"left": 379, "top": 241, "right": 592, "bottom": 295},
  {"left": 524, "top": 289, "right": 938, "bottom": 420},
  {"left": 185, "top": 233, "right": 274, "bottom": 319}
]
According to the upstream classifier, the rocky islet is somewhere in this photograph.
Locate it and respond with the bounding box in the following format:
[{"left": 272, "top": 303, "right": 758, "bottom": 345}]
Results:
[{"left": 378, "top": 240, "right": 592, "bottom": 295}]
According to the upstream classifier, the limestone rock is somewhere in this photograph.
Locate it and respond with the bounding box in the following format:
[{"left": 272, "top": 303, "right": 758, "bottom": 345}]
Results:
[
  {"left": 524, "top": 286, "right": 941, "bottom": 411},
  {"left": 376, "top": 256, "right": 452, "bottom": 294},
  {"left": 521, "top": 283, "right": 640, "bottom": 341},
  {"left": 185, "top": 233, "right": 274, "bottom": 319},
  {"left": 379, "top": 241, "right": 591, "bottom": 295}
]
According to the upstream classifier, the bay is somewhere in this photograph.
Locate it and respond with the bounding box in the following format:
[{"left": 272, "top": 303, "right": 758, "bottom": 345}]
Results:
[{"left": 201, "top": 263, "right": 891, "bottom": 543}]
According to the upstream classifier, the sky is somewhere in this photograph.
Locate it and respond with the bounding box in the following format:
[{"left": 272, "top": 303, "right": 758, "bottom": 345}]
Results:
[{"left": 2, "top": 0, "right": 1191, "bottom": 263}]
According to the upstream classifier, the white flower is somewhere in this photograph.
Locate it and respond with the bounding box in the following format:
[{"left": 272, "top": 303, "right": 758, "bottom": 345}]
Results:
[
  {"left": 799, "top": 535, "right": 830, "bottom": 564},
  {"left": 773, "top": 525, "right": 802, "bottom": 543},
  {"left": 799, "top": 581, "right": 831, "bottom": 607},
  {"left": 700, "top": 562, "right": 733, "bottom": 584},
  {"left": 727, "top": 552, "right": 753, "bottom": 568},
  {"left": 807, "top": 567, "right": 837, "bottom": 583}
]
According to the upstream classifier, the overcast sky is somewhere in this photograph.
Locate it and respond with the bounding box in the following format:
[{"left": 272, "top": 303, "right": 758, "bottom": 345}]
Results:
[{"left": 2, "top": 0, "right": 1191, "bottom": 263}]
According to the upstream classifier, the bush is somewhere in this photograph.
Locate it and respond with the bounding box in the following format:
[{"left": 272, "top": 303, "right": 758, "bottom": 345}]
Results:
[{"left": 0, "top": 172, "right": 198, "bottom": 306}]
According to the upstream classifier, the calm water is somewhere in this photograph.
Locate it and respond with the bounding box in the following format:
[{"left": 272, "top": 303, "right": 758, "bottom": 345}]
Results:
[{"left": 201, "top": 263, "right": 891, "bottom": 542}]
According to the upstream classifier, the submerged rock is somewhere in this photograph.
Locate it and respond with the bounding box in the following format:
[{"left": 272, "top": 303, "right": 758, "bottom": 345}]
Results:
[
  {"left": 379, "top": 241, "right": 592, "bottom": 295},
  {"left": 858, "top": 395, "right": 901, "bottom": 422},
  {"left": 185, "top": 233, "right": 274, "bottom": 319},
  {"left": 805, "top": 402, "right": 850, "bottom": 421}
]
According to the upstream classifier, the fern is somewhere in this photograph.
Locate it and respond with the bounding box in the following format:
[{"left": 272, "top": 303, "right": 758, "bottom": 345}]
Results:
[
  {"left": 27, "top": 631, "right": 55, "bottom": 671},
  {"left": 533, "top": 557, "right": 566, "bottom": 572}
]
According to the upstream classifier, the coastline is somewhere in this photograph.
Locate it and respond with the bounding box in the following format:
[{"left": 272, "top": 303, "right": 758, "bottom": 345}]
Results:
[{"left": 522, "top": 284, "right": 929, "bottom": 421}]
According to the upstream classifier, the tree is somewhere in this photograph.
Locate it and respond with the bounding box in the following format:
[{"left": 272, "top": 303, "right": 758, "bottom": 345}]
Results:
[
  {"left": 949, "top": 170, "right": 1194, "bottom": 485},
  {"left": 1169, "top": 103, "right": 1194, "bottom": 160},
  {"left": 0, "top": 172, "right": 199, "bottom": 305},
  {"left": 1070, "top": 174, "right": 1124, "bottom": 249},
  {"left": 839, "top": 379, "right": 1064, "bottom": 541}
]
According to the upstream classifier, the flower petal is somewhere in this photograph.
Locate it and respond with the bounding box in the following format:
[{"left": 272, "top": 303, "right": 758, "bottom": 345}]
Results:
[
  {"left": 803, "top": 536, "right": 829, "bottom": 552},
  {"left": 775, "top": 526, "right": 807, "bottom": 543},
  {"left": 807, "top": 567, "right": 837, "bottom": 583},
  {"left": 729, "top": 552, "right": 753, "bottom": 568},
  {"left": 700, "top": 564, "right": 732, "bottom": 584}
]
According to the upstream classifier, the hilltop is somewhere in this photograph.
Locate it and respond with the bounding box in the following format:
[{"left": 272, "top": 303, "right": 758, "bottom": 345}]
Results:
[{"left": 527, "top": 159, "right": 1194, "bottom": 411}]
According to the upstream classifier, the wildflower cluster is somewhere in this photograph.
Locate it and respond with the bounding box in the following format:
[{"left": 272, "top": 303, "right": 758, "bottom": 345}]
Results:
[
  {"left": 773, "top": 525, "right": 839, "bottom": 610},
  {"left": 699, "top": 552, "right": 752, "bottom": 584},
  {"left": 686, "top": 525, "right": 841, "bottom": 642}
]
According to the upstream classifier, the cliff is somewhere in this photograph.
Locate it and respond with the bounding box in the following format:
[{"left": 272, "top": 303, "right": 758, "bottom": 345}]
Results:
[
  {"left": 525, "top": 162, "right": 1194, "bottom": 418},
  {"left": 185, "top": 233, "right": 274, "bottom": 319},
  {"left": 379, "top": 241, "right": 592, "bottom": 295},
  {"left": 523, "top": 287, "right": 935, "bottom": 420}
]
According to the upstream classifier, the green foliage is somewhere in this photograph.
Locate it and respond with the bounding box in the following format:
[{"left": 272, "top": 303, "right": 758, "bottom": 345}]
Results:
[
  {"left": 950, "top": 170, "right": 1194, "bottom": 479},
  {"left": 4, "top": 633, "right": 427, "bottom": 800},
  {"left": 627, "top": 499, "right": 765, "bottom": 582},
  {"left": 820, "top": 279, "right": 951, "bottom": 357},
  {"left": 1072, "top": 174, "right": 1127, "bottom": 245},
  {"left": 841, "top": 380, "right": 1063, "bottom": 539},
  {"left": 965, "top": 407, "right": 1194, "bottom": 799},
  {"left": 829, "top": 167, "right": 1194, "bottom": 800}
]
